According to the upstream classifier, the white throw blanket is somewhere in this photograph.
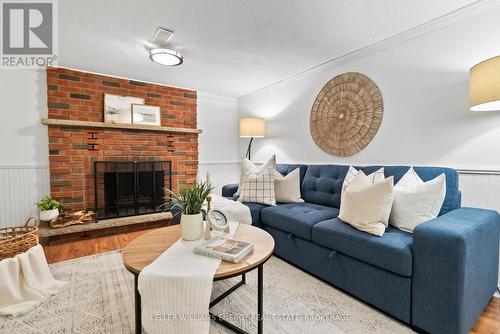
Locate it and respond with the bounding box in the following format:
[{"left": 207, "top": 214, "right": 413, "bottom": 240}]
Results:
[
  {"left": 138, "top": 221, "right": 239, "bottom": 334},
  {"left": 0, "top": 244, "right": 67, "bottom": 316},
  {"left": 209, "top": 194, "right": 252, "bottom": 225}
]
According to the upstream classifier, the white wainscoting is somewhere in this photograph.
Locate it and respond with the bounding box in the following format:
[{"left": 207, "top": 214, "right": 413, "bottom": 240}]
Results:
[
  {"left": 197, "top": 161, "right": 240, "bottom": 195},
  {"left": 0, "top": 166, "right": 50, "bottom": 228},
  {"left": 459, "top": 170, "right": 500, "bottom": 213}
]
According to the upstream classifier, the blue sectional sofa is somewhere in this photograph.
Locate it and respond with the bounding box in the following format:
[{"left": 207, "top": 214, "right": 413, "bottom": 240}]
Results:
[{"left": 222, "top": 164, "right": 500, "bottom": 334}]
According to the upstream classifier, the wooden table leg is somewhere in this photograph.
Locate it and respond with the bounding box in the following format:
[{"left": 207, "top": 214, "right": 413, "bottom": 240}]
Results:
[{"left": 134, "top": 274, "right": 142, "bottom": 334}]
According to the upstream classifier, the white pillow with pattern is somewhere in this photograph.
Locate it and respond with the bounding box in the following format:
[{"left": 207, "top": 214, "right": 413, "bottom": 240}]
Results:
[
  {"left": 237, "top": 168, "right": 276, "bottom": 206},
  {"left": 235, "top": 155, "right": 276, "bottom": 196}
]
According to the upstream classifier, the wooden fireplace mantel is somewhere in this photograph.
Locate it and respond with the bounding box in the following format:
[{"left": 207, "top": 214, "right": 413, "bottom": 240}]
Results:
[{"left": 41, "top": 118, "right": 203, "bottom": 134}]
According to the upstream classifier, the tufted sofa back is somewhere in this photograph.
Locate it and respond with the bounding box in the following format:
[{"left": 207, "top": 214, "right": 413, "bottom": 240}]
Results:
[{"left": 298, "top": 164, "right": 461, "bottom": 216}]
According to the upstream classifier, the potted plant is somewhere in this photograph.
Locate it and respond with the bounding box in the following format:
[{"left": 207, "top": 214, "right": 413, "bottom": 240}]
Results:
[
  {"left": 167, "top": 182, "right": 213, "bottom": 241},
  {"left": 36, "top": 195, "right": 66, "bottom": 221}
]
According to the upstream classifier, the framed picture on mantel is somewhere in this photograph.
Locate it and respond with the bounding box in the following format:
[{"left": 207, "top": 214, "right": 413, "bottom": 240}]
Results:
[
  {"left": 104, "top": 94, "right": 144, "bottom": 124},
  {"left": 132, "top": 104, "right": 161, "bottom": 126}
]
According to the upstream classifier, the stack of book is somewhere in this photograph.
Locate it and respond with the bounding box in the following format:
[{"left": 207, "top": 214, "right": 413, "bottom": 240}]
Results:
[{"left": 194, "top": 237, "right": 254, "bottom": 263}]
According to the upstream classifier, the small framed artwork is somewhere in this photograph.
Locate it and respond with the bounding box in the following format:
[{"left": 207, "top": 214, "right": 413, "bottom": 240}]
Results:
[
  {"left": 132, "top": 104, "right": 161, "bottom": 126},
  {"left": 104, "top": 94, "right": 144, "bottom": 124}
]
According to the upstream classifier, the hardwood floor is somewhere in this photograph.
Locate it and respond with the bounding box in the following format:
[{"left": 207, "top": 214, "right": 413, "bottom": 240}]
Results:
[
  {"left": 44, "top": 229, "right": 149, "bottom": 264},
  {"left": 43, "top": 230, "right": 500, "bottom": 334}
]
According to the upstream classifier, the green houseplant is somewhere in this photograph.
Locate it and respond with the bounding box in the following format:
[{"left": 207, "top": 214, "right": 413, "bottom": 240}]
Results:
[
  {"left": 36, "top": 195, "right": 66, "bottom": 221},
  {"left": 167, "top": 182, "right": 213, "bottom": 240}
]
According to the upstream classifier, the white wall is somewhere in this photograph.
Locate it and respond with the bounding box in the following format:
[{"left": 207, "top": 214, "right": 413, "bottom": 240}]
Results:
[
  {"left": 0, "top": 70, "right": 48, "bottom": 166},
  {"left": 238, "top": 6, "right": 500, "bottom": 171},
  {"left": 196, "top": 92, "right": 240, "bottom": 193}
]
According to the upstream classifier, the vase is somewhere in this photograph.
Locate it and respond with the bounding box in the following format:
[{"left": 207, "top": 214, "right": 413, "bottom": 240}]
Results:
[
  {"left": 40, "top": 208, "right": 59, "bottom": 222},
  {"left": 180, "top": 213, "right": 203, "bottom": 241}
]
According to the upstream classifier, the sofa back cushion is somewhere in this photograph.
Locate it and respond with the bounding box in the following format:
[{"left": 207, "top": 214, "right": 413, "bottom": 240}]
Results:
[
  {"left": 301, "top": 165, "right": 349, "bottom": 207},
  {"left": 301, "top": 164, "right": 461, "bottom": 215}
]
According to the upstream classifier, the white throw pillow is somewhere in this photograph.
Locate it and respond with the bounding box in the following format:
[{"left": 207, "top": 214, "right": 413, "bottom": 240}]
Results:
[
  {"left": 235, "top": 155, "right": 276, "bottom": 196},
  {"left": 341, "top": 166, "right": 384, "bottom": 202},
  {"left": 342, "top": 166, "right": 385, "bottom": 190},
  {"left": 238, "top": 168, "right": 276, "bottom": 206},
  {"left": 273, "top": 168, "right": 304, "bottom": 203},
  {"left": 389, "top": 168, "right": 446, "bottom": 233},
  {"left": 338, "top": 174, "right": 394, "bottom": 237}
]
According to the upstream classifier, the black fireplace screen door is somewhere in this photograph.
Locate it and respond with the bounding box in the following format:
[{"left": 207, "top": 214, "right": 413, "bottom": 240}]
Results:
[{"left": 94, "top": 160, "right": 172, "bottom": 220}]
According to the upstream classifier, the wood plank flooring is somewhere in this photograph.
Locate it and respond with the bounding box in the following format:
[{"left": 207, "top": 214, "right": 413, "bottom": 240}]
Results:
[{"left": 43, "top": 229, "right": 499, "bottom": 334}]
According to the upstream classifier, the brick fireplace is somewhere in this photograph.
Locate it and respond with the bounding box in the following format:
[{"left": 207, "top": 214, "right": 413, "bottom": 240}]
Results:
[{"left": 45, "top": 67, "right": 199, "bottom": 215}]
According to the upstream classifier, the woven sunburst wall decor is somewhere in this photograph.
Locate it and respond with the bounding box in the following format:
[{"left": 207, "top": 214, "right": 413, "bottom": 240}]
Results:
[{"left": 310, "top": 72, "right": 383, "bottom": 156}]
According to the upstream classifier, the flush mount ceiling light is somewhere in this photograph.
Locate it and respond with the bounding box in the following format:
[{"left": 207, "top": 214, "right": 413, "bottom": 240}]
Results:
[
  {"left": 149, "top": 48, "right": 183, "bottom": 66},
  {"left": 149, "top": 27, "right": 183, "bottom": 66}
]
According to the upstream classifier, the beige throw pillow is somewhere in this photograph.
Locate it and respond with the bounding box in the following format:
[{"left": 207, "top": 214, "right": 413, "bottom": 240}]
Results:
[
  {"left": 338, "top": 174, "right": 394, "bottom": 237},
  {"left": 235, "top": 155, "right": 276, "bottom": 196},
  {"left": 273, "top": 168, "right": 304, "bottom": 203},
  {"left": 238, "top": 168, "right": 276, "bottom": 206}
]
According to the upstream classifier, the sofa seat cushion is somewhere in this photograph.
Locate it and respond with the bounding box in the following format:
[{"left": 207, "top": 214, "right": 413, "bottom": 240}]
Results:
[
  {"left": 312, "top": 218, "right": 413, "bottom": 276},
  {"left": 245, "top": 202, "right": 268, "bottom": 227},
  {"left": 261, "top": 203, "right": 339, "bottom": 240}
]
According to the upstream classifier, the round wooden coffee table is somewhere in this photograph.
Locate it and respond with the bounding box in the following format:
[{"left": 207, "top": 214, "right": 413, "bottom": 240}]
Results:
[{"left": 122, "top": 224, "right": 274, "bottom": 334}]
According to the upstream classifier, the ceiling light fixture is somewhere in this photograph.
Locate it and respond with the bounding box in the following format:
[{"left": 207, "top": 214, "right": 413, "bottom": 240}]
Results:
[
  {"left": 149, "top": 27, "right": 183, "bottom": 66},
  {"left": 149, "top": 48, "right": 183, "bottom": 66}
]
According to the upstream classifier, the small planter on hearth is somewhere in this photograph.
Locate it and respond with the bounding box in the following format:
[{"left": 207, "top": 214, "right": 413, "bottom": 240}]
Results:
[{"left": 36, "top": 195, "right": 65, "bottom": 222}]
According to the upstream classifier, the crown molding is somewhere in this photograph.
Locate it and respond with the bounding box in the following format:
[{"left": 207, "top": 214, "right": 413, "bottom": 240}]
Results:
[
  {"left": 197, "top": 91, "right": 237, "bottom": 102},
  {"left": 238, "top": 0, "right": 500, "bottom": 100}
]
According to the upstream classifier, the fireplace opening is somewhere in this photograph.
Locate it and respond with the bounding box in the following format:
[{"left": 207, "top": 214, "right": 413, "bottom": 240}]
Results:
[{"left": 94, "top": 160, "right": 172, "bottom": 220}]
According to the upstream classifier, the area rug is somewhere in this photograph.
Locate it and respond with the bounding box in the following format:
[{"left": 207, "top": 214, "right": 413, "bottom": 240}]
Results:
[{"left": 0, "top": 251, "right": 414, "bottom": 334}]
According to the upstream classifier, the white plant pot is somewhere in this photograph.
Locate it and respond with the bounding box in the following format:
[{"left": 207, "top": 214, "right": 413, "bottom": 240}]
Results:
[
  {"left": 40, "top": 208, "right": 59, "bottom": 222},
  {"left": 180, "top": 213, "right": 203, "bottom": 241}
]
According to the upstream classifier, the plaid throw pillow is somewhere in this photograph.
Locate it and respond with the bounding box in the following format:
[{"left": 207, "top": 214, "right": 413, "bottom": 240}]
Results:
[{"left": 238, "top": 168, "right": 276, "bottom": 206}]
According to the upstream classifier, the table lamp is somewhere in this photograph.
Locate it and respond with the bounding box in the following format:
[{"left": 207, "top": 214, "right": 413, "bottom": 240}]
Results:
[
  {"left": 240, "top": 117, "right": 265, "bottom": 160},
  {"left": 469, "top": 55, "right": 500, "bottom": 111}
]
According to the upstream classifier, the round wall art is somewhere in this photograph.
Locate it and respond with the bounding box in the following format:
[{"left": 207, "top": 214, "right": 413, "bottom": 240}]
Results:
[{"left": 309, "top": 72, "right": 383, "bottom": 156}]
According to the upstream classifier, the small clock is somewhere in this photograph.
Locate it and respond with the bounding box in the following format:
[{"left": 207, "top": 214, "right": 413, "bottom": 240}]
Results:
[{"left": 207, "top": 209, "right": 229, "bottom": 232}]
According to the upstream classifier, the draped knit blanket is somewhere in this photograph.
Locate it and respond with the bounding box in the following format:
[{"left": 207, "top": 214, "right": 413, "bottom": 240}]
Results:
[
  {"left": 138, "top": 221, "right": 240, "bottom": 334},
  {"left": 0, "top": 244, "right": 68, "bottom": 316},
  {"left": 209, "top": 194, "right": 252, "bottom": 225}
]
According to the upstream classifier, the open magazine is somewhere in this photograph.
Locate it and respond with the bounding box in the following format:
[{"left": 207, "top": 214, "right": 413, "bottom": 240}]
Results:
[{"left": 194, "top": 236, "right": 253, "bottom": 263}]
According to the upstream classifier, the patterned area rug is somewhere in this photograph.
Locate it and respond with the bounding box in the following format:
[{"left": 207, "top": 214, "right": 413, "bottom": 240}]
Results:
[{"left": 0, "top": 251, "right": 414, "bottom": 334}]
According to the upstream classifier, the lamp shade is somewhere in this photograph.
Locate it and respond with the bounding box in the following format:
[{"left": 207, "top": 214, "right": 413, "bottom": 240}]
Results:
[
  {"left": 469, "top": 55, "right": 500, "bottom": 111},
  {"left": 240, "top": 117, "right": 265, "bottom": 137}
]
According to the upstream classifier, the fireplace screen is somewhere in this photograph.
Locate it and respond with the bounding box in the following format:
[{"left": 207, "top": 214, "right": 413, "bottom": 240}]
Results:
[{"left": 94, "top": 160, "right": 172, "bottom": 220}]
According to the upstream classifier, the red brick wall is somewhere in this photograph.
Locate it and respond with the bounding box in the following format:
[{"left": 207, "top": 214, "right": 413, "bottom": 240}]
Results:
[{"left": 46, "top": 67, "right": 198, "bottom": 211}]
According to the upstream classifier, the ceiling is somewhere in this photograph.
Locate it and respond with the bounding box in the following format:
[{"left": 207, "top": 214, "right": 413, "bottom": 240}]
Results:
[{"left": 59, "top": 0, "right": 478, "bottom": 98}]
